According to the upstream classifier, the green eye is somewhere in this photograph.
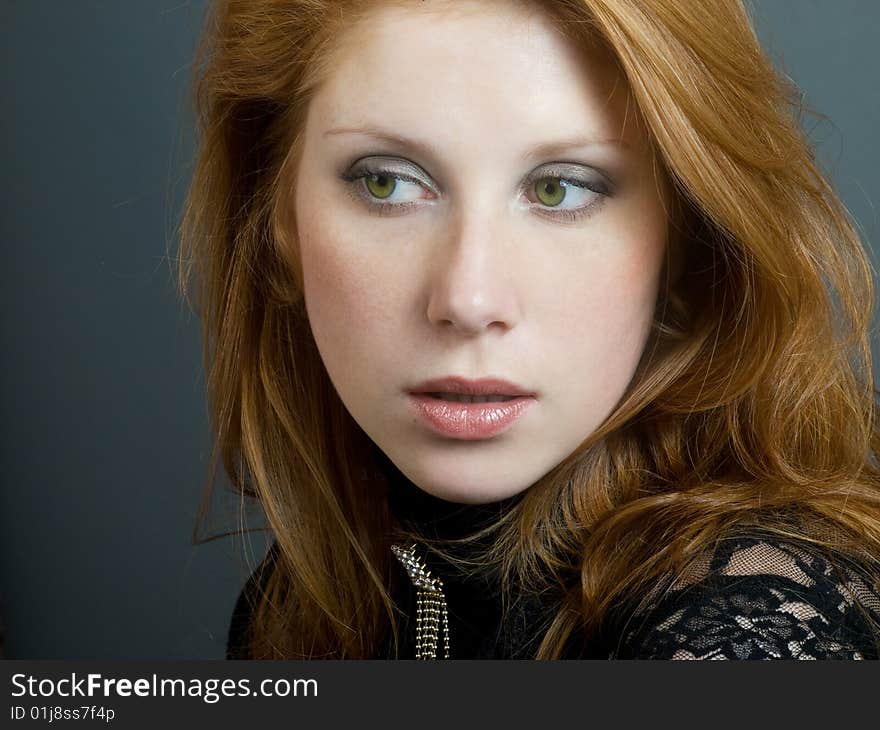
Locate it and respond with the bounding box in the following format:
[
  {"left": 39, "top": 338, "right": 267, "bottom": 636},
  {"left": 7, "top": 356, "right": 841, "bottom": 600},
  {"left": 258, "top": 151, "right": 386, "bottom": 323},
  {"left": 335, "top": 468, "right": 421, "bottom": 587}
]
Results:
[
  {"left": 365, "top": 173, "right": 396, "bottom": 199},
  {"left": 534, "top": 177, "right": 566, "bottom": 206}
]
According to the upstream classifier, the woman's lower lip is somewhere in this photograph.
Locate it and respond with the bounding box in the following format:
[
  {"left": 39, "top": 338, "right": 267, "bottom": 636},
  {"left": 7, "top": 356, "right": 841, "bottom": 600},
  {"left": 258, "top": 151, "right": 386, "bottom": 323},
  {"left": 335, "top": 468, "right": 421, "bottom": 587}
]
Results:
[{"left": 407, "top": 394, "right": 536, "bottom": 440}]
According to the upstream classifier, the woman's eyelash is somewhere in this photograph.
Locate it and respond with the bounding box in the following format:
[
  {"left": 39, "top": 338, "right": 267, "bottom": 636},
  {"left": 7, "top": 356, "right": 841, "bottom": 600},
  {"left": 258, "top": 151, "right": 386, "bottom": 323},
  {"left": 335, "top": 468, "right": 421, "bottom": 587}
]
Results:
[
  {"left": 339, "top": 163, "right": 612, "bottom": 221},
  {"left": 339, "top": 166, "right": 423, "bottom": 215},
  {"left": 527, "top": 175, "right": 611, "bottom": 222}
]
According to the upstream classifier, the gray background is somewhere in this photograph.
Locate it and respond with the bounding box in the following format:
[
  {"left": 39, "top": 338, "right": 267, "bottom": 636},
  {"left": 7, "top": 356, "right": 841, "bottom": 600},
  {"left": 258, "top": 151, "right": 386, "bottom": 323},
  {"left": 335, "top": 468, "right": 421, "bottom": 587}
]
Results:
[{"left": 2, "top": 1, "right": 878, "bottom": 659}]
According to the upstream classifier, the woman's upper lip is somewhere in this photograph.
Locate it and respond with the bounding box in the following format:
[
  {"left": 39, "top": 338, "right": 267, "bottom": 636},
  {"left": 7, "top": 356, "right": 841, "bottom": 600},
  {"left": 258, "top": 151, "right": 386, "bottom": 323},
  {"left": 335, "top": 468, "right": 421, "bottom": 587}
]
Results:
[{"left": 408, "top": 376, "right": 535, "bottom": 397}]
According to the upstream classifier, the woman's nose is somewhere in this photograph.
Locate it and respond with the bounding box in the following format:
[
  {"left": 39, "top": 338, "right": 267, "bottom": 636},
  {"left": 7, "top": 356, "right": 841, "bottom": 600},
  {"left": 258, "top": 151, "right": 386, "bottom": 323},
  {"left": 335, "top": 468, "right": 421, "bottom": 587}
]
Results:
[{"left": 425, "top": 210, "right": 522, "bottom": 336}]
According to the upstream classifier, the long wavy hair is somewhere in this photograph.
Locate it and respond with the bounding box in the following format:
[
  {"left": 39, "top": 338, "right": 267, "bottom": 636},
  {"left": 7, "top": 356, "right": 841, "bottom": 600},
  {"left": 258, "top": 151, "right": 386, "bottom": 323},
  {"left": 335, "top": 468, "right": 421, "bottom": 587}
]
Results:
[{"left": 178, "top": 0, "right": 880, "bottom": 658}]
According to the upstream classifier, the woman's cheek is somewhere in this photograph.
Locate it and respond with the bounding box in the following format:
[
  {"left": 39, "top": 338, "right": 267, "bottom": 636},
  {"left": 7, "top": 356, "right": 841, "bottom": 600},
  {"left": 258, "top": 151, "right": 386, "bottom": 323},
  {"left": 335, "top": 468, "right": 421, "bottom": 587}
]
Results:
[{"left": 300, "top": 228, "right": 391, "bottom": 367}]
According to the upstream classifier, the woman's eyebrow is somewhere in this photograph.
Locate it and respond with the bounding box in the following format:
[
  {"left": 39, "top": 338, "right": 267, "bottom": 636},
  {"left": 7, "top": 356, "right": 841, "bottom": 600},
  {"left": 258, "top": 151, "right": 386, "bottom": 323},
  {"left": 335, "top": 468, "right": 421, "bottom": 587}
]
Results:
[
  {"left": 323, "top": 125, "right": 630, "bottom": 161},
  {"left": 523, "top": 136, "right": 631, "bottom": 159}
]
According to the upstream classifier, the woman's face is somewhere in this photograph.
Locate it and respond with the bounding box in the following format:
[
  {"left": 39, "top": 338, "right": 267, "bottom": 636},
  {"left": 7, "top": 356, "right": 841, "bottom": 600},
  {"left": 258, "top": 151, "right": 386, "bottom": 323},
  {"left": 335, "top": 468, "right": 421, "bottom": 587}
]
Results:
[{"left": 292, "top": 0, "right": 669, "bottom": 504}]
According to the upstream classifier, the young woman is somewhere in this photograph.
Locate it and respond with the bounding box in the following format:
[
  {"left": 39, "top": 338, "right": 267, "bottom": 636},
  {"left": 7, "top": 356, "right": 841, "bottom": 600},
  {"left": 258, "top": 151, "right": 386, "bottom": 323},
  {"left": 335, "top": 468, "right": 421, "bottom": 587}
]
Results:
[{"left": 179, "top": 0, "right": 880, "bottom": 659}]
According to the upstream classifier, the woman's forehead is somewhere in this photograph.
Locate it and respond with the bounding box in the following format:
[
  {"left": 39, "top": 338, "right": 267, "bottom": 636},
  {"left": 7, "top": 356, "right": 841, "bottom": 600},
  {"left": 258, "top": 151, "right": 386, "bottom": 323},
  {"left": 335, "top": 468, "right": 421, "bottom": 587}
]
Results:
[{"left": 309, "top": 0, "right": 644, "bottom": 152}]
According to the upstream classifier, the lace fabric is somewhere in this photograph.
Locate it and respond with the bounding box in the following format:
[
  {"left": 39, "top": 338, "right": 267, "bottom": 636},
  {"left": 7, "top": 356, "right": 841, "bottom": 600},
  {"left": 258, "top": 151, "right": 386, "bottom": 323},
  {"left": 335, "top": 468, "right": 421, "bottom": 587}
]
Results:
[{"left": 611, "top": 536, "right": 880, "bottom": 660}]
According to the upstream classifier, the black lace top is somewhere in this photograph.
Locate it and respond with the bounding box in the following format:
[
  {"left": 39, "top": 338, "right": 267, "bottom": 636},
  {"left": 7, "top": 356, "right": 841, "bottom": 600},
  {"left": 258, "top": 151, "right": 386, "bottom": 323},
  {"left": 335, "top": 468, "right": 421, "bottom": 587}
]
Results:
[
  {"left": 227, "top": 473, "right": 880, "bottom": 660},
  {"left": 611, "top": 535, "right": 880, "bottom": 659}
]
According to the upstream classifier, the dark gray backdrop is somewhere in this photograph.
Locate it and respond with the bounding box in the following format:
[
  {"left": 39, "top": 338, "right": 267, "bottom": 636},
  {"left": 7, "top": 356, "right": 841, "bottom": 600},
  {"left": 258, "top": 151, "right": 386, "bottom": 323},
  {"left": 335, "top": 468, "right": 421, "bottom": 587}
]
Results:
[{"left": 2, "top": 1, "right": 878, "bottom": 659}]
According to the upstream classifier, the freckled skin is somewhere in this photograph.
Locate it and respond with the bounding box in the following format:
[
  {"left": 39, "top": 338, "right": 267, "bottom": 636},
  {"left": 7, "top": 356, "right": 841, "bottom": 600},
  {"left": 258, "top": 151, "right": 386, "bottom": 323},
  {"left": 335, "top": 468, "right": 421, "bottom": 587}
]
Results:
[{"left": 292, "top": 1, "right": 669, "bottom": 504}]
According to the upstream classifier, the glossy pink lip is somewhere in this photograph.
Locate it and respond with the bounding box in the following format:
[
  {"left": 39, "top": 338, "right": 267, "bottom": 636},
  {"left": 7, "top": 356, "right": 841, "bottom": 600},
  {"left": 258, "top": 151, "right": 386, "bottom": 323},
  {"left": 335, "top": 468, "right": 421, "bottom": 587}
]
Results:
[{"left": 407, "top": 394, "right": 536, "bottom": 440}]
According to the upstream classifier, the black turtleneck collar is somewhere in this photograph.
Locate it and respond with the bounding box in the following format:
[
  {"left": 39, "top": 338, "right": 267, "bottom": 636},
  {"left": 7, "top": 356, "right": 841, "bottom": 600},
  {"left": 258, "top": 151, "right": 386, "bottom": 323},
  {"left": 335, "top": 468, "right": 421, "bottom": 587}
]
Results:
[{"left": 375, "top": 449, "right": 559, "bottom": 658}]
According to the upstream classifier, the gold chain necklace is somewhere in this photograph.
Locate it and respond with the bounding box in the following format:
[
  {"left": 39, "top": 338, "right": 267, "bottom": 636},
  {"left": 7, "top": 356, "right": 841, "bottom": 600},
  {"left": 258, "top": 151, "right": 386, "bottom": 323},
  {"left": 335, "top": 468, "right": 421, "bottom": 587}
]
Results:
[{"left": 391, "top": 543, "right": 451, "bottom": 659}]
